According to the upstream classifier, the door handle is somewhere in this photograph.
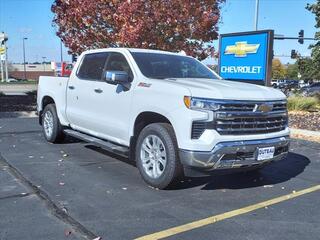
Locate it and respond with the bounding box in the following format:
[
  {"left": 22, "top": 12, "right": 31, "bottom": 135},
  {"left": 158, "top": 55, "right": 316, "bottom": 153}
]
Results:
[
  {"left": 68, "top": 86, "right": 75, "bottom": 90},
  {"left": 94, "top": 88, "right": 103, "bottom": 93}
]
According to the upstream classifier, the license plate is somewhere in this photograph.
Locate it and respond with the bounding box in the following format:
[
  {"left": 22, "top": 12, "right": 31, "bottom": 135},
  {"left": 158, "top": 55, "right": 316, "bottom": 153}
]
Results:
[{"left": 257, "top": 147, "right": 275, "bottom": 161}]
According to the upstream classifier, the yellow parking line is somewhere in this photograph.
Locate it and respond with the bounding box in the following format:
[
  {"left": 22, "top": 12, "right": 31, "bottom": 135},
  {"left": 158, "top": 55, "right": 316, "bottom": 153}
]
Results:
[{"left": 135, "top": 185, "right": 320, "bottom": 240}]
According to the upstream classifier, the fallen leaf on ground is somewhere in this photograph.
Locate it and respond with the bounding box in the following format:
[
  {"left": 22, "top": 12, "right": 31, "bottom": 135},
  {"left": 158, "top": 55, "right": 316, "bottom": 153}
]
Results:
[
  {"left": 62, "top": 207, "right": 68, "bottom": 213},
  {"left": 64, "top": 229, "right": 72, "bottom": 237}
]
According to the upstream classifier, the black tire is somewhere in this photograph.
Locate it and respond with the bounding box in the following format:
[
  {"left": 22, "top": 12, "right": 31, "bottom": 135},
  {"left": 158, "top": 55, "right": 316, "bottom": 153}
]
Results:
[
  {"left": 42, "top": 104, "right": 65, "bottom": 143},
  {"left": 135, "top": 123, "right": 183, "bottom": 189}
]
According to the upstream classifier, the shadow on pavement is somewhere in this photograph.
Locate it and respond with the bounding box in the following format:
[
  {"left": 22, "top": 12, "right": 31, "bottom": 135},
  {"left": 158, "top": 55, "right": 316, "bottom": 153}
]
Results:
[
  {"left": 85, "top": 145, "right": 136, "bottom": 167},
  {"left": 170, "top": 152, "right": 310, "bottom": 190},
  {"left": 77, "top": 144, "right": 310, "bottom": 190}
]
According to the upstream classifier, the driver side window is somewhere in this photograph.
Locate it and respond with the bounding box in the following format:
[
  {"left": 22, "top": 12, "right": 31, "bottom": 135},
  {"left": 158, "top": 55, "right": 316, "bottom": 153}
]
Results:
[{"left": 105, "top": 53, "right": 134, "bottom": 82}]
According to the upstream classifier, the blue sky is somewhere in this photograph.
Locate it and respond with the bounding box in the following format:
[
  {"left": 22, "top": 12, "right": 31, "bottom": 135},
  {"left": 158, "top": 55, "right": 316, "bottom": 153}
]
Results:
[{"left": 0, "top": 0, "right": 317, "bottom": 64}]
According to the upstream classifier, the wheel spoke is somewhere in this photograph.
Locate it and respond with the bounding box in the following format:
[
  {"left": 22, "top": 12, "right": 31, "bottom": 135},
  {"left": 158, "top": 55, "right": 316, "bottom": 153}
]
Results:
[
  {"left": 142, "top": 144, "right": 152, "bottom": 154},
  {"left": 146, "top": 137, "right": 153, "bottom": 149},
  {"left": 152, "top": 135, "right": 160, "bottom": 148},
  {"left": 142, "top": 159, "right": 152, "bottom": 170},
  {"left": 152, "top": 162, "right": 157, "bottom": 178},
  {"left": 157, "top": 157, "right": 165, "bottom": 167}
]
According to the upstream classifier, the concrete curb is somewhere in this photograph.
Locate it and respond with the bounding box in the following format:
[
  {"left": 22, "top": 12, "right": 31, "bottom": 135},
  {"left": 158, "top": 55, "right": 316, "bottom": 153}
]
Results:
[
  {"left": 0, "top": 111, "right": 37, "bottom": 119},
  {"left": 291, "top": 128, "right": 320, "bottom": 142}
]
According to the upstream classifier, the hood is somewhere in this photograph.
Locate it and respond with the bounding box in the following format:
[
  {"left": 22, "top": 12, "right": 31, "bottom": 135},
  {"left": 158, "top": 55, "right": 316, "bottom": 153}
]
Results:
[{"left": 165, "top": 78, "right": 286, "bottom": 101}]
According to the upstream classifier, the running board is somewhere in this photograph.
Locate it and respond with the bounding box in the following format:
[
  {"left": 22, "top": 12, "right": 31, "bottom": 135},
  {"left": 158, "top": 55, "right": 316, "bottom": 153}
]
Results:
[{"left": 64, "top": 129, "right": 129, "bottom": 157}]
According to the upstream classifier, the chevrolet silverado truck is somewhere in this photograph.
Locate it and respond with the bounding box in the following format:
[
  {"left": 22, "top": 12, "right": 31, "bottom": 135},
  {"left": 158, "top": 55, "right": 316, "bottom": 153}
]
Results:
[{"left": 37, "top": 48, "right": 290, "bottom": 189}]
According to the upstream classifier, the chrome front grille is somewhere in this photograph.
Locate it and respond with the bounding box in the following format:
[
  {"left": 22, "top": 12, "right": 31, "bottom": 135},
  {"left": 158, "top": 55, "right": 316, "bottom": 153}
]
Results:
[{"left": 215, "top": 100, "right": 288, "bottom": 135}]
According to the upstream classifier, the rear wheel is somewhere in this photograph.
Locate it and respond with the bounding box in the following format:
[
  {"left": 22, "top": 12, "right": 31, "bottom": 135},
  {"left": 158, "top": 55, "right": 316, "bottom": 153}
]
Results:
[
  {"left": 135, "top": 123, "right": 183, "bottom": 189},
  {"left": 42, "top": 104, "right": 64, "bottom": 143}
]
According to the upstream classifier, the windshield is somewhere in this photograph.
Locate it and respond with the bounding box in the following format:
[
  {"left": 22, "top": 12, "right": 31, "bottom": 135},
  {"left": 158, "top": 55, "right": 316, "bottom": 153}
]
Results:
[{"left": 131, "top": 52, "right": 218, "bottom": 80}]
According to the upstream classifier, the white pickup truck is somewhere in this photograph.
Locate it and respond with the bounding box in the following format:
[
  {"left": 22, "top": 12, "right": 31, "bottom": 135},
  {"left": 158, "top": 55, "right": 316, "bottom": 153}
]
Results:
[{"left": 37, "top": 48, "right": 289, "bottom": 189}]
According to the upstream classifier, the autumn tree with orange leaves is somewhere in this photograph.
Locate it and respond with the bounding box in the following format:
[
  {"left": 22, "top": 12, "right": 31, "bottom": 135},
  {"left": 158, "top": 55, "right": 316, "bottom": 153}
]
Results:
[{"left": 52, "top": 0, "right": 224, "bottom": 60}]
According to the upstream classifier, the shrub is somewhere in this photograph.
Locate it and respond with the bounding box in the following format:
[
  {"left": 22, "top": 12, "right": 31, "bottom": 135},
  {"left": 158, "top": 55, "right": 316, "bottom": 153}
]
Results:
[
  {"left": 312, "top": 92, "right": 320, "bottom": 101},
  {"left": 287, "top": 96, "right": 319, "bottom": 111}
]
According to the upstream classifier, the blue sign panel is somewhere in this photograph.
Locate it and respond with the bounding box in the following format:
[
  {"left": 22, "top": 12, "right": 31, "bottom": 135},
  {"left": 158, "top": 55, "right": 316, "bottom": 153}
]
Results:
[{"left": 219, "top": 30, "right": 273, "bottom": 84}]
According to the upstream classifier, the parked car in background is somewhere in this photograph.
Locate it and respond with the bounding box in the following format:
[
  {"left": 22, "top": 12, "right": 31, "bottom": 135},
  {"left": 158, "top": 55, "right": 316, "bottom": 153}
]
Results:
[
  {"left": 278, "top": 80, "right": 299, "bottom": 89},
  {"left": 299, "top": 80, "right": 309, "bottom": 89},
  {"left": 271, "top": 79, "right": 278, "bottom": 88},
  {"left": 7, "top": 78, "right": 18, "bottom": 83},
  {"left": 54, "top": 62, "right": 74, "bottom": 77},
  {"left": 300, "top": 82, "right": 320, "bottom": 96}
]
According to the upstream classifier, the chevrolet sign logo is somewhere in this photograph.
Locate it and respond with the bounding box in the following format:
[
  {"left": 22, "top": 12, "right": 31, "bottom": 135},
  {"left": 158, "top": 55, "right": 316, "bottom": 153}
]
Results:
[
  {"left": 225, "top": 41, "right": 260, "bottom": 57},
  {"left": 0, "top": 47, "right": 5, "bottom": 55},
  {"left": 254, "top": 103, "right": 273, "bottom": 113}
]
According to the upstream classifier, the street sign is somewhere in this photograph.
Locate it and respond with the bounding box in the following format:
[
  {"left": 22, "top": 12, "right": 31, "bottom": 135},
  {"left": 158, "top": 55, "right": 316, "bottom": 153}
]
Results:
[{"left": 218, "top": 30, "right": 274, "bottom": 86}]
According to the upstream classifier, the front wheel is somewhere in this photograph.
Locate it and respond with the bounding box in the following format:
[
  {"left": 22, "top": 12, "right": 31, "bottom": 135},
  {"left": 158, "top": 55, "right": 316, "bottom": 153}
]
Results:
[
  {"left": 135, "top": 123, "right": 183, "bottom": 189},
  {"left": 42, "top": 104, "right": 64, "bottom": 143}
]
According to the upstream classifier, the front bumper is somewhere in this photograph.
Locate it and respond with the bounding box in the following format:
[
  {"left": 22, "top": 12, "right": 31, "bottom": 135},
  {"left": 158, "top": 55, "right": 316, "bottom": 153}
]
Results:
[{"left": 179, "top": 136, "right": 289, "bottom": 171}]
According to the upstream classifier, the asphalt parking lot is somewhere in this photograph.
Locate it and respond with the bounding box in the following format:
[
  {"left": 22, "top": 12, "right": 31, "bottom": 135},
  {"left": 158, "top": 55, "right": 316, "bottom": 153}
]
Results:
[{"left": 0, "top": 117, "right": 319, "bottom": 240}]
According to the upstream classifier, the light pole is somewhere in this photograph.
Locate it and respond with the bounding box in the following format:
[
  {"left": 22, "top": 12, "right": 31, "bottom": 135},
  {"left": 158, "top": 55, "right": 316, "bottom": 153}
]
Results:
[
  {"left": 22, "top": 37, "right": 28, "bottom": 80},
  {"left": 254, "top": 0, "right": 260, "bottom": 31},
  {"left": 60, "top": 40, "right": 63, "bottom": 64},
  {"left": 42, "top": 56, "right": 46, "bottom": 71}
]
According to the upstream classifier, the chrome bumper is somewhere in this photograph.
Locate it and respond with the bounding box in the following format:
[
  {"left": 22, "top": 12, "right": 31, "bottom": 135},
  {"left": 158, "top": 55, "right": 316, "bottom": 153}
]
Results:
[{"left": 179, "top": 136, "right": 290, "bottom": 170}]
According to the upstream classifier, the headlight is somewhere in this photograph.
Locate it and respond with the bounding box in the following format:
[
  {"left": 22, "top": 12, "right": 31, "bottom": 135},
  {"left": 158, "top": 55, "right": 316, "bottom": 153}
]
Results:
[{"left": 184, "top": 96, "right": 221, "bottom": 111}]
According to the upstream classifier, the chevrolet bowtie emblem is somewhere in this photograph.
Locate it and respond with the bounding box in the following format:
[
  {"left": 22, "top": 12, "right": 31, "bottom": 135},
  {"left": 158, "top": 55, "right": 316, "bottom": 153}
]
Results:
[
  {"left": 254, "top": 103, "right": 273, "bottom": 113},
  {"left": 224, "top": 41, "right": 260, "bottom": 57}
]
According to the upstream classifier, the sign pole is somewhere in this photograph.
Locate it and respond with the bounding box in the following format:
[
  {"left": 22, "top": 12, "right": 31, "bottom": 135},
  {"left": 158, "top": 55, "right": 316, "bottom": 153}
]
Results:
[
  {"left": 60, "top": 40, "right": 63, "bottom": 64},
  {"left": 0, "top": 58, "right": 3, "bottom": 82},
  {"left": 4, "top": 42, "right": 8, "bottom": 82},
  {"left": 254, "top": 0, "right": 260, "bottom": 31}
]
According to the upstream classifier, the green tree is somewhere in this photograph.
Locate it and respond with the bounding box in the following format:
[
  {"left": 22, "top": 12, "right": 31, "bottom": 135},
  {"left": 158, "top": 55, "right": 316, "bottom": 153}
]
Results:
[
  {"left": 297, "top": 57, "right": 315, "bottom": 81},
  {"left": 272, "top": 58, "right": 286, "bottom": 80},
  {"left": 286, "top": 62, "right": 299, "bottom": 80},
  {"left": 306, "top": 1, "right": 320, "bottom": 80}
]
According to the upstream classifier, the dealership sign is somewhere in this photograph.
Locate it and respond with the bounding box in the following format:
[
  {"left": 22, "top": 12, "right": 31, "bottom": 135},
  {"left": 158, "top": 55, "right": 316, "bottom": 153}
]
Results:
[{"left": 218, "top": 30, "right": 274, "bottom": 86}]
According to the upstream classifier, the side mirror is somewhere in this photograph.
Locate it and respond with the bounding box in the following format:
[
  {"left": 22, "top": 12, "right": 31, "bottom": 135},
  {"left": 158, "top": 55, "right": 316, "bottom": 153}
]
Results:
[{"left": 104, "top": 71, "right": 130, "bottom": 85}]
